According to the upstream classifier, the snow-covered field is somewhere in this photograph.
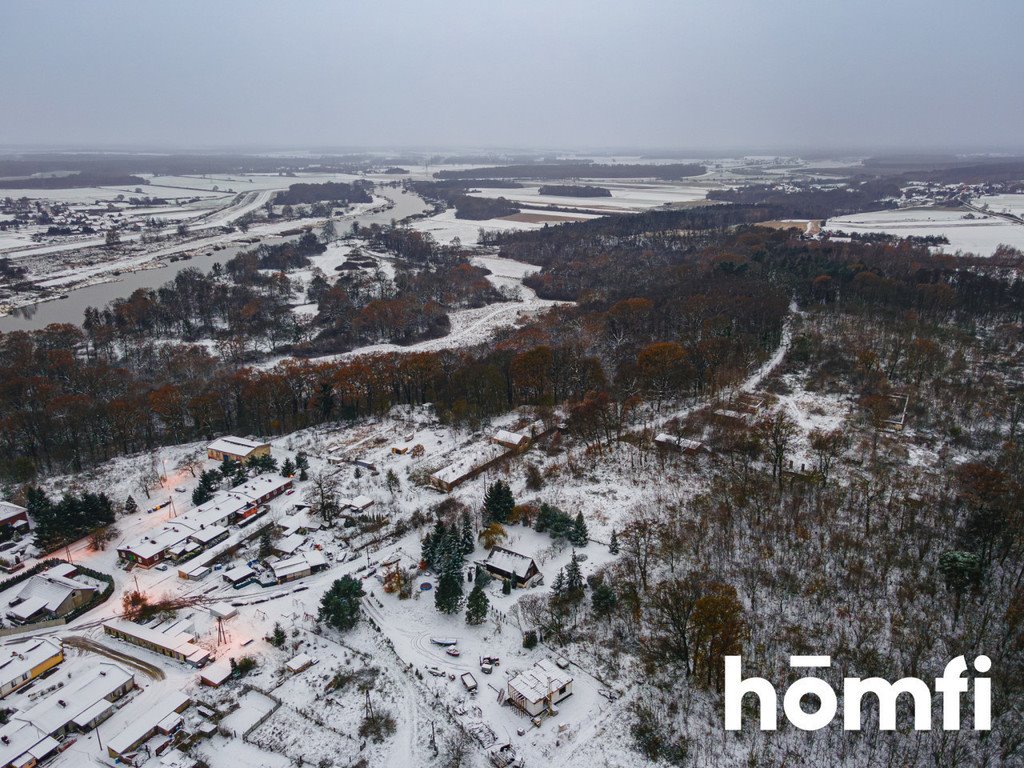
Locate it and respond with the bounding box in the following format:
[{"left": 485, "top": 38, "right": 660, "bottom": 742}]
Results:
[
  {"left": 825, "top": 207, "right": 1024, "bottom": 256},
  {"left": 466, "top": 181, "right": 710, "bottom": 214}
]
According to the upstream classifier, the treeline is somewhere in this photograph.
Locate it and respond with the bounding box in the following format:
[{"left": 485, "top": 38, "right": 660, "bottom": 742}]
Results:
[
  {"left": 0, "top": 172, "right": 148, "bottom": 190},
  {"left": 405, "top": 180, "right": 522, "bottom": 220},
  {"left": 274, "top": 181, "right": 373, "bottom": 206},
  {"left": 706, "top": 179, "right": 901, "bottom": 219},
  {"left": 25, "top": 487, "right": 115, "bottom": 551},
  {"left": 537, "top": 184, "right": 612, "bottom": 197},
  {"left": 435, "top": 163, "right": 705, "bottom": 180}
]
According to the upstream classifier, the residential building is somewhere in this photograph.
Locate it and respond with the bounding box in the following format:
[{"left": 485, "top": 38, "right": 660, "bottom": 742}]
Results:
[
  {"left": 6, "top": 564, "right": 99, "bottom": 624},
  {"left": 0, "top": 638, "right": 63, "bottom": 699},
  {"left": 478, "top": 546, "right": 541, "bottom": 588},
  {"left": 207, "top": 436, "right": 271, "bottom": 463},
  {"left": 506, "top": 659, "right": 574, "bottom": 716},
  {"left": 103, "top": 620, "right": 211, "bottom": 667}
]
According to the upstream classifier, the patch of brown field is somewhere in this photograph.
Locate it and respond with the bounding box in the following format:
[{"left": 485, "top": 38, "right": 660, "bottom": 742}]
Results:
[
  {"left": 757, "top": 219, "right": 822, "bottom": 235},
  {"left": 500, "top": 212, "right": 591, "bottom": 223}
]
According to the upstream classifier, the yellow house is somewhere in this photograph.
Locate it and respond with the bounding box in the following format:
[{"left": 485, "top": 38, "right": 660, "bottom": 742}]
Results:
[
  {"left": 0, "top": 637, "right": 63, "bottom": 698},
  {"left": 207, "top": 436, "right": 271, "bottom": 463}
]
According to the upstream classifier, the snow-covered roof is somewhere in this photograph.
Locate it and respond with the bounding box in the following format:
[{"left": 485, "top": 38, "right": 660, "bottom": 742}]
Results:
[
  {"left": 188, "top": 524, "right": 229, "bottom": 545},
  {"left": 507, "top": 659, "right": 573, "bottom": 704},
  {"left": 120, "top": 523, "right": 194, "bottom": 560},
  {"left": 0, "top": 721, "right": 52, "bottom": 768},
  {"left": 15, "top": 663, "right": 132, "bottom": 736},
  {"left": 269, "top": 551, "right": 326, "bottom": 579},
  {"left": 286, "top": 653, "right": 313, "bottom": 672},
  {"left": 275, "top": 533, "right": 305, "bottom": 555},
  {"left": 493, "top": 429, "right": 528, "bottom": 447},
  {"left": 350, "top": 494, "right": 373, "bottom": 510},
  {"left": 0, "top": 501, "right": 27, "bottom": 524},
  {"left": 481, "top": 546, "right": 537, "bottom": 579},
  {"left": 107, "top": 690, "right": 190, "bottom": 757},
  {"left": 12, "top": 571, "right": 97, "bottom": 618},
  {"left": 431, "top": 443, "right": 507, "bottom": 486},
  {"left": 223, "top": 565, "right": 255, "bottom": 583},
  {"left": 103, "top": 620, "right": 209, "bottom": 665},
  {"left": 232, "top": 474, "right": 292, "bottom": 501},
  {"left": 207, "top": 436, "right": 268, "bottom": 456},
  {"left": 0, "top": 637, "right": 62, "bottom": 692}
]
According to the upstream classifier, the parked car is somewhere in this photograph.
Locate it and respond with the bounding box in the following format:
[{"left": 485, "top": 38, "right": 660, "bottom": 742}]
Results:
[{"left": 156, "top": 564, "right": 169, "bottom": 571}]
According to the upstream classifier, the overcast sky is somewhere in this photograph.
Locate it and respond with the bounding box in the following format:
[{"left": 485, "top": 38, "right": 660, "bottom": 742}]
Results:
[{"left": 2, "top": 0, "right": 1022, "bottom": 153}]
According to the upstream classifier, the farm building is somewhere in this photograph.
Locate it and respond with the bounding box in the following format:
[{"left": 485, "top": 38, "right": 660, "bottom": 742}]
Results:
[
  {"left": 103, "top": 619, "right": 211, "bottom": 666},
  {"left": 478, "top": 546, "right": 541, "bottom": 588},
  {"left": 106, "top": 690, "right": 190, "bottom": 761},
  {"left": 207, "top": 436, "right": 271, "bottom": 463},
  {"left": 0, "top": 637, "right": 63, "bottom": 699},
  {"left": 506, "top": 659, "right": 574, "bottom": 717},
  {"left": 5, "top": 563, "right": 99, "bottom": 624}
]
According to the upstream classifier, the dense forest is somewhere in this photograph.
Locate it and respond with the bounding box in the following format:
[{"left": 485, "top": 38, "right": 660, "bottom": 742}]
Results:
[
  {"left": 273, "top": 180, "right": 373, "bottom": 206},
  {"left": 0, "top": 172, "right": 149, "bottom": 189}
]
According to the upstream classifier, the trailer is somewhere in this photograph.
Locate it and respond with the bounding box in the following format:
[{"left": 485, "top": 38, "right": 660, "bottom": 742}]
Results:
[{"left": 461, "top": 672, "right": 478, "bottom": 693}]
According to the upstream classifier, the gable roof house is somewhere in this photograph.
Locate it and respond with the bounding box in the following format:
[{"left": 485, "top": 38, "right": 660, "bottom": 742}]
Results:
[
  {"left": 506, "top": 659, "right": 574, "bottom": 717},
  {"left": 207, "top": 436, "right": 271, "bottom": 463},
  {"left": 478, "top": 546, "right": 541, "bottom": 588},
  {"left": 6, "top": 565, "right": 98, "bottom": 624}
]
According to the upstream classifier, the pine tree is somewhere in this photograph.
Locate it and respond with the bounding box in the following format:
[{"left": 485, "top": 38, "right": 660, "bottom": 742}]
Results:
[
  {"left": 483, "top": 480, "right": 515, "bottom": 524},
  {"left": 460, "top": 512, "right": 475, "bottom": 555},
  {"left": 565, "top": 550, "right": 584, "bottom": 598},
  {"left": 591, "top": 582, "right": 618, "bottom": 620},
  {"left": 551, "top": 567, "right": 566, "bottom": 598},
  {"left": 124, "top": 495, "right": 138, "bottom": 516},
  {"left": 608, "top": 528, "right": 619, "bottom": 554},
  {"left": 386, "top": 469, "right": 401, "bottom": 495},
  {"left": 280, "top": 457, "right": 296, "bottom": 477},
  {"left": 435, "top": 568, "right": 464, "bottom": 614},
  {"left": 569, "top": 512, "right": 589, "bottom": 547},
  {"left": 502, "top": 578, "right": 512, "bottom": 595},
  {"left": 319, "top": 576, "right": 365, "bottom": 632},
  {"left": 465, "top": 581, "right": 489, "bottom": 625}
]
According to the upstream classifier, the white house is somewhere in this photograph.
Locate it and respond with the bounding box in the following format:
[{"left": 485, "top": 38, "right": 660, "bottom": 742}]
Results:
[{"left": 506, "top": 659, "right": 574, "bottom": 716}]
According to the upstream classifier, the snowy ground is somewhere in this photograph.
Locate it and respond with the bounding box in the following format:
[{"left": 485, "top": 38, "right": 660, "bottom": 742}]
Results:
[{"left": 825, "top": 206, "right": 1024, "bottom": 256}]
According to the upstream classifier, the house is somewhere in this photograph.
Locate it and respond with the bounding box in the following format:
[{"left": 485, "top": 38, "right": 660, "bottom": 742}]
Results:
[
  {"left": 347, "top": 495, "right": 374, "bottom": 513},
  {"left": 0, "top": 662, "right": 135, "bottom": 768},
  {"left": 6, "top": 564, "right": 99, "bottom": 624},
  {"left": 200, "top": 661, "right": 232, "bottom": 688},
  {"left": 106, "top": 690, "right": 190, "bottom": 761},
  {"left": 103, "top": 620, "right": 211, "bottom": 667},
  {"left": 0, "top": 502, "right": 29, "bottom": 532},
  {"left": 273, "top": 533, "right": 305, "bottom": 557},
  {"left": 222, "top": 564, "right": 255, "bottom": 587},
  {"left": 478, "top": 546, "right": 541, "bottom": 588},
  {"left": 506, "top": 659, "right": 574, "bottom": 717},
  {"left": 269, "top": 551, "right": 327, "bottom": 583},
  {"left": 207, "top": 436, "right": 271, "bottom": 463},
  {"left": 0, "top": 637, "right": 63, "bottom": 699}
]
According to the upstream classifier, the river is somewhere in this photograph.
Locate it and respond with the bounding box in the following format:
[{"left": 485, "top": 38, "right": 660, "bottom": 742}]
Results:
[{"left": 0, "top": 186, "right": 431, "bottom": 332}]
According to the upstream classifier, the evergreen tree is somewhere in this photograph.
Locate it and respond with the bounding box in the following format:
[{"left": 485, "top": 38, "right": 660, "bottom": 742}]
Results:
[
  {"left": 319, "top": 576, "right": 365, "bottom": 632},
  {"left": 551, "top": 567, "right": 566, "bottom": 599},
  {"left": 386, "top": 469, "right": 401, "bottom": 494},
  {"left": 460, "top": 511, "right": 475, "bottom": 555},
  {"left": 435, "top": 568, "right": 464, "bottom": 614},
  {"left": 124, "top": 495, "right": 138, "bottom": 516},
  {"left": 483, "top": 480, "right": 515, "bottom": 524},
  {"left": 608, "top": 528, "right": 619, "bottom": 554},
  {"left": 591, "top": 582, "right": 618, "bottom": 620},
  {"left": 502, "top": 578, "right": 512, "bottom": 595},
  {"left": 564, "top": 550, "right": 585, "bottom": 598},
  {"left": 280, "top": 457, "right": 296, "bottom": 477},
  {"left": 465, "top": 581, "right": 489, "bottom": 625},
  {"left": 295, "top": 451, "right": 310, "bottom": 481},
  {"left": 246, "top": 454, "right": 278, "bottom": 475},
  {"left": 569, "top": 512, "right": 589, "bottom": 547}
]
